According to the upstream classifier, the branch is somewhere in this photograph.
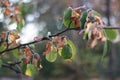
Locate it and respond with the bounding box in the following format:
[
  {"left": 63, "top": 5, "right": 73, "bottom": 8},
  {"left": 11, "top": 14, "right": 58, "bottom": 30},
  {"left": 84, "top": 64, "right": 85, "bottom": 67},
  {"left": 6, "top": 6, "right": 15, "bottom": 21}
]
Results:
[
  {"left": 2, "top": 62, "right": 21, "bottom": 73},
  {"left": 0, "top": 37, "right": 49, "bottom": 54},
  {"left": 103, "top": 27, "right": 120, "bottom": 29},
  {"left": 0, "top": 26, "right": 119, "bottom": 54}
]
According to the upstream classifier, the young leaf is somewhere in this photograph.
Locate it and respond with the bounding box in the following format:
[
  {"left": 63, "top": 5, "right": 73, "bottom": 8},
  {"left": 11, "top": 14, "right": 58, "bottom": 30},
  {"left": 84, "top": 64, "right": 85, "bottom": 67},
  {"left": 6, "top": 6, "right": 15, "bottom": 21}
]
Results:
[
  {"left": 0, "top": 60, "right": 2, "bottom": 68},
  {"left": 104, "top": 29, "right": 118, "bottom": 41},
  {"left": 25, "top": 64, "right": 37, "bottom": 77},
  {"left": 61, "top": 44, "right": 72, "bottom": 59},
  {"left": 46, "top": 50, "right": 57, "bottom": 62},
  {"left": 67, "top": 40, "right": 76, "bottom": 59},
  {"left": 63, "top": 7, "right": 75, "bottom": 28},
  {"left": 63, "top": 7, "right": 72, "bottom": 21},
  {"left": 80, "top": 11, "right": 88, "bottom": 29}
]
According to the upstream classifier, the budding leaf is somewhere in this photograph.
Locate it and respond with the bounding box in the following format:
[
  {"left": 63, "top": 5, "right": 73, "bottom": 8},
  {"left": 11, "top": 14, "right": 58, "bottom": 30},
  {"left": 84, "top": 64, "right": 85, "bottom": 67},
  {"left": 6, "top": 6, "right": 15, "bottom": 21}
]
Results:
[
  {"left": 61, "top": 44, "right": 72, "bottom": 59},
  {"left": 46, "top": 50, "right": 57, "bottom": 62},
  {"left": 104, "top": 29, "right": 118, "bottom": 41}
]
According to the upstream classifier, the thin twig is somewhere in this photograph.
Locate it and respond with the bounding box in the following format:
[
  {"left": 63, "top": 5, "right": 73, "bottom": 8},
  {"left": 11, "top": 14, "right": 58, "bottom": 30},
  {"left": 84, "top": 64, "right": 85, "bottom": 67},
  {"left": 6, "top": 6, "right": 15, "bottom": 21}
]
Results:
[
  {"left": 2, "top": 62, "right": 21, "bottom": 73},
  {"left": 0, "top": 37, "right": 49, "bottom": 54},
  {"left": 0, "top": 26, "right": 120, "bottom": 54},
  {"left": 103, "top": 27, "right": 120, "bottom": 29}
]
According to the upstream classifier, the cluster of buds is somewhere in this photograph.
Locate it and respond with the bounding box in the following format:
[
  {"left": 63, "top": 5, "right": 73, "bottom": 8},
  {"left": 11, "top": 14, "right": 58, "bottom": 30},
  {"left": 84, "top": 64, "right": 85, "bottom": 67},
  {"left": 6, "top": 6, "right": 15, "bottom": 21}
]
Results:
[{"left": 19, "top": 46, "right": 41, "bottom": 67}]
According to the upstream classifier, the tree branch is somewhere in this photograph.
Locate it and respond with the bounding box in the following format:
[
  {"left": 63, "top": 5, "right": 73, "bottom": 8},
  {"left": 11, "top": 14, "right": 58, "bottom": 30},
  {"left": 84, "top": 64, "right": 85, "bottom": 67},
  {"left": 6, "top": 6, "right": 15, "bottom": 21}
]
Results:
[
  {"left": 0, "top": 26, "right": 120, "bottom": 54},
  {"left": 0, "top": 37, "right": 49, "bottom": 54},
  {"left": 2, "top": 62, "right": 21, "bottom": 73},
  {"left": 103, "top": 27, "right": 120, "bottom": 29}
]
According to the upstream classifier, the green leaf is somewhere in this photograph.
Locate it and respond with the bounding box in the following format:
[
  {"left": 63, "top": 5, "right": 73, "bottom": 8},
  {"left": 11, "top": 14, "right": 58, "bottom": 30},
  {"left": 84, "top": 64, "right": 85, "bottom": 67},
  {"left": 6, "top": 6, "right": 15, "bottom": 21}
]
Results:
[
  {"left": 17, "top": 18, "right": 24, "bottom": 32},
  {"left": 46, "top": 50, "right": 57, "bottom": 62},
  {"left": 25, "top": 64, "right": 37, "bottom": 76},
  {"left": 67, "top": 40, "right": 76, "bottom": 59},
  {"left": 104, "top": 29, "right": 118, "bottom": 41},
  {"left": 21, "top": 62, "right": 27, "bottom": 74},
  {"left": 0, "top": 59, "right": 2, "bottom": 68},
  {"left": 12, "top": 49, "right": 19, "bottom": 58},
  {"left": 61, "top": 44, "right": 72, "bottom": 59},
  {"left": 63, "top": 7, "right": 72, "bottom": 20},
  {"left": 80, "top": 11, "right": 88, "bottom": 29},
  {"left": 63, "top": 7, "right": 75, "bottom": 28}
]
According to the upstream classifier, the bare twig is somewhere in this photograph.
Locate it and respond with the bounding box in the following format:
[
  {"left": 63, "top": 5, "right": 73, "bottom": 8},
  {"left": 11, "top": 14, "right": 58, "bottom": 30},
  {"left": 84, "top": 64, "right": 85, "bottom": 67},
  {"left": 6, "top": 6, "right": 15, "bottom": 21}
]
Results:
[
  {"left": 0, "top": 37, "right": 49, "bottom": 54},
  {"left": 2, "top": 62, "right": 21, "bottom": 73},
  {"left": 103, "top": 27, "right": 120, "bottom": 29},
  {"left": 0, "top": 26, "right": 120, "bottom": 54}
]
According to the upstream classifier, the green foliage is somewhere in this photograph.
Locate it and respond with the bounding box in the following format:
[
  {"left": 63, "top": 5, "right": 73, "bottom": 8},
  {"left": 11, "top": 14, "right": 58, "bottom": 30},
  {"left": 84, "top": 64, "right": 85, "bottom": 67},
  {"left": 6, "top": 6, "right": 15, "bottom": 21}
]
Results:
[
  {"left": 80, "top": 11, "right": 88, "bottom": 29},
  {"left": 104, "top": 29, "right": 118, "bottom": 41},
  {"left": 12, "top": 49, "right": 19, "bottom": 58},
  {"left": 21, "top": 63, "right": 27, "bottom": 74},
  {"left": 0, "top": 44, "right": 5, "bottom": 52},
  {"left": 46, "top": 50, "right": 57, "bottom": 62},
  {"left": 61, "top": 44, "right": 72, "bottom": 59},
  {"left": 67, "top": 40, "right": 76, "bottom": 59},
  {"left": 25, "top": 64, "right": 37, "bottom": 76},
  {"left": 63, "top": 7, "right": 75, "bottom": 28}
]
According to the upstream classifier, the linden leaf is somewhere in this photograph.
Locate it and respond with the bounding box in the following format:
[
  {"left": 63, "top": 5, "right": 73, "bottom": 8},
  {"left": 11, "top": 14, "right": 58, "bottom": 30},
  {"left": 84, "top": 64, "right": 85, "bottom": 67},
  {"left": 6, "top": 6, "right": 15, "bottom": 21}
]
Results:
[
  {"left": 80, "top": 11, "right": 88, "bottom": 29},
  {"left": 61, "top": 44, "right": 72, "bottom": 59},
  {"left": 46, "top": 50, "right": 57, "bottom": 62},
  {"left": 67, "top": 40, "right": 76, "bottom": 59},
  {"left": 25, "top": 64, "right": 37, "bottom": 77},
  {"left": 63, "top": 7, "right": 75, "bottom": 28},
  {"left": 104, "top": 29, "right": 118, "bottom": 41}
]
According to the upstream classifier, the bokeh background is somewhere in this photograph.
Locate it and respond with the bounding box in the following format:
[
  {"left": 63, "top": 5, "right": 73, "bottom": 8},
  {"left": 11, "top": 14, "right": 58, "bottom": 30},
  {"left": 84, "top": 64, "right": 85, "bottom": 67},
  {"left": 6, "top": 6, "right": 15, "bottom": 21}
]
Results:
[{"left": 0, "top": 0, "right": 120, "bottom": 80}]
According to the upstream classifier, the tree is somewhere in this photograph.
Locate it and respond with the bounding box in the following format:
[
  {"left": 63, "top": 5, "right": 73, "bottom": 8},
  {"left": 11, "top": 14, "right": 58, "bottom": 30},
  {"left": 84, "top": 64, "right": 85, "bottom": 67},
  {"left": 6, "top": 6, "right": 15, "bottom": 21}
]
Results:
[{"left": 0, "top": 0, "right": 119, "bottom": 79}]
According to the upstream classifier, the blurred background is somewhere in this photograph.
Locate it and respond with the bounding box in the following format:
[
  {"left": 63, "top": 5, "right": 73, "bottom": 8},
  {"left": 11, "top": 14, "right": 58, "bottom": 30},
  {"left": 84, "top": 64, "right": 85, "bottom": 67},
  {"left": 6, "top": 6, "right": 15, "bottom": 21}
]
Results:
[{"left": 0, "top": 0, "right": 120, "bottom": 80}]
